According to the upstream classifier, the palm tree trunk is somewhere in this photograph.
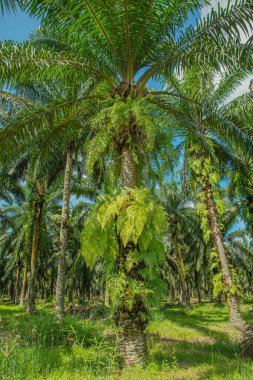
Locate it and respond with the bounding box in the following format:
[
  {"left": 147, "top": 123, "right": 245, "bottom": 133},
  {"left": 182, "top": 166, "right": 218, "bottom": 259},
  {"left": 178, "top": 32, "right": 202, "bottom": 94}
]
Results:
[
  {"left": 27, "top": 192, "right": 44, "bottom": 314},
  {"left": 115, "top": 146, "right": 148, "bottom": 367},
  {"left": 19, "top": 261, "right": 28, "bottom": 306},
  {"left": 170, "top": 282, "right": 176, "bottom": 303},
  {"left": 68, "top": 265, "right": 75, "bottom": 304},
  {"left": 202, "top": 179, "right": 245, "bottom": 328},
  {"left": 104, "top": 280, "right": 110, "bottom": 307},
  {"left": 14, "top": 263, "right": 20, "bottom": 305},
  {"left": 246, "top": 193, "right": 253, "bottom": 235},
  {"left": 194, "top": 270, "right": 202, "bottom": 304},
  {"left": 121, "top": 146, "right": 137, "bottom": 188},
  {"left": 56, "top": 146, "right": 73, "bottom": 319},
  {"left": 68, "top": 284, "right": 74, "bottom": 304},
  {"left": 170, "top": 222, "right": 191, "bottom": 307}
]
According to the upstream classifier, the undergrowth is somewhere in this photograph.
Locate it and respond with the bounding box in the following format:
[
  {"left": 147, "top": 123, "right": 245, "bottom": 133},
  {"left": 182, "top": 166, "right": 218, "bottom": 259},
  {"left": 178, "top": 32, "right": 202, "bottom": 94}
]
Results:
[{"left": 0, "top": 300, "right": 253, "bottom": 379}]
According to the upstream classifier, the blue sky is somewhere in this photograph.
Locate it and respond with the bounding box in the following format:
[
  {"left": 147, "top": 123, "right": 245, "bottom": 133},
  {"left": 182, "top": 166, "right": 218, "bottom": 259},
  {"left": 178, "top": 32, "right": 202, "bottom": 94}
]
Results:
[{"left": 0, "top": 10, "right": 39, "bottom": 41}]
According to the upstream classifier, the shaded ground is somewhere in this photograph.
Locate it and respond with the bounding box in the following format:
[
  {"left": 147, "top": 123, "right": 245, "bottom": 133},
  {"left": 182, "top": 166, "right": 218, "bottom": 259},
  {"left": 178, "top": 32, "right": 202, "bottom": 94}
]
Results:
[{"left": 0, "top": 300, "right": 253, "bottom": 379}]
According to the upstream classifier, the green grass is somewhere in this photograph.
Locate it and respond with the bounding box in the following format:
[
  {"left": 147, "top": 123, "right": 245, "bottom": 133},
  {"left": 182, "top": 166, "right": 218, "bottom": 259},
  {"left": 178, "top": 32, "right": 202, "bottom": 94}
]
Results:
[{"left": 0, "top": 300, "right": 253, "bottom": 379}]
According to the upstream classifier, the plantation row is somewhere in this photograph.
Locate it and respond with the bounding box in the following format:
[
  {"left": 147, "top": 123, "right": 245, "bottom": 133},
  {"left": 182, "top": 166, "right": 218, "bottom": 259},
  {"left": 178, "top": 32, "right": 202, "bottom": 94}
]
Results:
[{"left": 0, "top": 0, "right": 253, "bottom": 368}]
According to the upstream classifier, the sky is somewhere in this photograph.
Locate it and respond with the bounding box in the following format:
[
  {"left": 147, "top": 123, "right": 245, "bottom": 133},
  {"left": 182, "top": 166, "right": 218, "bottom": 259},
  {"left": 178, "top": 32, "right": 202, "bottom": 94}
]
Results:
[{"left": 0, "top": 9, "right": 38, "bottom": 41}]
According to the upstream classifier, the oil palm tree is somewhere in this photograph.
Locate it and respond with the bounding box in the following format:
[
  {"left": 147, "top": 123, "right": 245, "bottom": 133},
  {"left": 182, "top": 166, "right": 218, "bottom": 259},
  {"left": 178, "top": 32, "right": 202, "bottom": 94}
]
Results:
[
  {"left": 223, "top": 82, "right": 253, "bottom": 235},
  {"left": 0, "top": 172, "right": 64, "bottom": 308},
  {"left": 0, "top": 2, "right": 252, "bottom": 156},
  {"left": 227, "top": 153, "right": 253, "bottom": 236},
  {"left": 0, "top": 180, "right": 27, "bottom": 304},
  {"left": 159, "top": 67, "right": 253, "bottom": 330},
  {"left": 225, "top": 229, "right": 253, "bottom": 296},
  {"left": 1, "top": 0, "right": 253, "bottom": 366},
  {"left": 156, "top": 182, "right": 196, "bottom": 306},
  {"left": 0, "top": 28, "right": 100, "bottom": 316}
]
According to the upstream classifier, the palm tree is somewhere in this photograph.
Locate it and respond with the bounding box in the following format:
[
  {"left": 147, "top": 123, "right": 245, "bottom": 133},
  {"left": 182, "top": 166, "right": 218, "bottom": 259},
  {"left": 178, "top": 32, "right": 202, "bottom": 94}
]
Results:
[
  {"left": 26, "top": 179, "right": 45, "bottom": 313},
  {"left": 0, "top": 188, "right": 26, "bottom": 303},
  {"left": 55, "top": 144, "right": 73, "bottom": 318},
  {"left": 160, "top": 67, "right": 253, "bottom": 329},
  {"left": 1, "top": 0, "right": 252, "bottom": 365},
  {"left": 156, "top": 182, "right": 195, "bottom": 307},
  {"left": 0, "top": 179, "right": 54, "bottom": 307},
  {"left": 223, "top": 81, "right": 253, "bottom": 236},
  {"left": 227, "top": 154, "right": 253, "bottom": 236},
  {"left": 0, "top": 172, "right": 45, "bottom": 310},
  {"left": 0, "top": 159, "right": 31, "bottom": 303},
  {"left": 225, "top": 229, "right": 253, "bottom": 296},
  {"left": 0, "top": 33, "right": 100, "bottom": 315}
]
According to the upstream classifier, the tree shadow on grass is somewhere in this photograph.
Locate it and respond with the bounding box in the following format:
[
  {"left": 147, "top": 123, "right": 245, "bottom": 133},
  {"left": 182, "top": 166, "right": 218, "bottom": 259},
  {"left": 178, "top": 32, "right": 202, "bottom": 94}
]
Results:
[
  {"left": 149, "top": 338, "right": 251, "bottom": 379},
  {"left": 150, "top": 310, "right": 235, "bottom": 342},
  {"left": 148, "top": 302, "right": 253, "bottom": 379}
]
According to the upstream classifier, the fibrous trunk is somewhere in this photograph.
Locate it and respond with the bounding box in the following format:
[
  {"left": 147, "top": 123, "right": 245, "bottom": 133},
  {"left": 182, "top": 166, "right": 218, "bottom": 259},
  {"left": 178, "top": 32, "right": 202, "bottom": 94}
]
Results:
[
  {"left": 194, "top": 270, "right": 202, "bottom": 304},
  {"left": 202, "top": 179, "right": 245, "bottom": 328},
  {"left": 246, "top": 193, "right": 253, "bottom": 235},
  {"left": 116, "top": 300, "right": 148, "bottom": 367},
  {"left": 55, "top": 146, "right": 73, "bottom": 319},
  {"left": 115, "top": 146, "right": 147, "bottom": 367},
  {"left": 27, "top": 195, "right": 44, "bottom": 314},
  {"left": 121, "top": 146, "right": 136, "bottom": 188},
  {"left": 172, "top": 225, "right": 191, "bottom": 308},
  {"left": 19, "top": 261, "right": 28, "bottom": 306},
  {"left": 14, "top": 263, "right": 20, "bottom": 305}
]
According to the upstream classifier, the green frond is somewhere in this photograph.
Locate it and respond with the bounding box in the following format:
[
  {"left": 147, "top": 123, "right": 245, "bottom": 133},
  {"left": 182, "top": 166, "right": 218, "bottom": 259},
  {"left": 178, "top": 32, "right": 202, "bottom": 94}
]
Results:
[
  {"left": 0, "top": 0, "right": 17, "bottom": 14},
  {"left": 81, "top": 187, "right": 166, "bottom": 268},
  {"left": 0, "top": 41, "right": 116, "bottom": 88}
]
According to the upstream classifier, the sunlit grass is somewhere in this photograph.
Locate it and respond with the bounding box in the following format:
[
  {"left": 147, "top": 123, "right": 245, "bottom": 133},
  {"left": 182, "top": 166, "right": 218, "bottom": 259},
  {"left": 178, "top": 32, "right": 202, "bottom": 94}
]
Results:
[{"left": 0, "top": 300, "right": 253, "bottom": 379}]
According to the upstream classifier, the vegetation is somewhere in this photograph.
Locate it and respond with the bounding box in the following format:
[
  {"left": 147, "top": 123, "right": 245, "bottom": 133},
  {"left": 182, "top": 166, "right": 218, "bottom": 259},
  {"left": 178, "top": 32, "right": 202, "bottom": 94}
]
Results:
[
  {"left": 1, "top": 301, "right": 253, "bottom": 379},
  {"left": 0, "top": 0, "right": 253, "bottom": 376}
]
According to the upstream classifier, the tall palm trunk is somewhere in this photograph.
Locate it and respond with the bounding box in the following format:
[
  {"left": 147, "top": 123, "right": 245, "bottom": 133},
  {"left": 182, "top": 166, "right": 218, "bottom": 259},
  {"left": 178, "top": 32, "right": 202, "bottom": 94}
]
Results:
[
  {"left": 19, "top": 261, "right": 28, "bottom": 306},
  {"left": 171, "top": 222, "right": 191, "bottom": 307},
  {"left": 194, "top": 270, "right": 202, "bottom": 304},
  {"left": 104, "top": 279, "right": 110, "bottom": 307},
  {"left": 246, "top": 193, "right": 253, "bottom": 235},
  {"left": 115, "top": 146, "right": 148, "bottom": 367},
  {"left": 27, "top": 185, "right": 44, "bottom": 314},
  {"left": 55, "top": 146, "right": 73, "bottom": 319},
  {"left": 202, "top": 179, "right": 245, "bottom": 328},
  {"left": 121, "top": 146, "right": 137, "bottom": 188},
  {"left": 68, "top": 264, "right": 76, "bottom": 304},
  {"left": 14, "top": 262, "right": 20, "bottom": 305}
]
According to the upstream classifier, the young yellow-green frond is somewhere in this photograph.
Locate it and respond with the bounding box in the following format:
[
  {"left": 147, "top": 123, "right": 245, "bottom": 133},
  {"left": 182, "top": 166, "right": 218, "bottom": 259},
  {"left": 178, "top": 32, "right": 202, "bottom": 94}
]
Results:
[{"left": 81, "top": 188, "right": 166, "bottom": 270}]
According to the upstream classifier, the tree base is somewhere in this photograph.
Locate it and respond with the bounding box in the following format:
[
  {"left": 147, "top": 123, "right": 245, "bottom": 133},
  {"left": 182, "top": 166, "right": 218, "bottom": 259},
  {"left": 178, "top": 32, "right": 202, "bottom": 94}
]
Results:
[
  {"left": 115, "top": 307, "right": 148, "bottom": 367},
  {"left": 227, "top": 296, "right": 246, "bottom": 330},
  {"left": 26, "top": 307, "right": 36, "bottom": 314},
  {"left": 242, "top": 325, "right": 253, "bottom": 358},
  {"left": 117, "top": 331, "right": 148, "bottom": 367}
]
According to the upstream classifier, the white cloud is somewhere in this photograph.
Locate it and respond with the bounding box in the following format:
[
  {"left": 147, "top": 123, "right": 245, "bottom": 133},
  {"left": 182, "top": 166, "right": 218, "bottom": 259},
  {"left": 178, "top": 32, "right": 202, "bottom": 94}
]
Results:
[
  {"left": 201, "top": 1, "right": 249, "bottom": 42},
  {"left": 230, "top": 78, "right": 251, "bottom": 99},
  {"left": 201, "top": 0, "right": 229, "bottom": 18},
  {"left": 201, "top": 0, "right": 252, "bottom": 99}
]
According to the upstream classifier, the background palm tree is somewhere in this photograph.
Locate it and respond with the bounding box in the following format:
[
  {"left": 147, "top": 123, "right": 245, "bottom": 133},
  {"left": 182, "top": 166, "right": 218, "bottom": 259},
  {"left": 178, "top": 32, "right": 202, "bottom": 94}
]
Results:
[
  {"left": 156, "top": 182, "right": 196, "bottom": 307},
  {"left": 158, "top": 66, "right": 253, "bottom": 329}
]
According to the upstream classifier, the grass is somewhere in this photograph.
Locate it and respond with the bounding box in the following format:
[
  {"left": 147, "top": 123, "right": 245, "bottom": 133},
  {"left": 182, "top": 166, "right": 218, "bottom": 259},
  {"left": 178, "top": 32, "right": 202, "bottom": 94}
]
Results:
[{"left": 0, "top": 300, "right": 253, "bottom": 379}]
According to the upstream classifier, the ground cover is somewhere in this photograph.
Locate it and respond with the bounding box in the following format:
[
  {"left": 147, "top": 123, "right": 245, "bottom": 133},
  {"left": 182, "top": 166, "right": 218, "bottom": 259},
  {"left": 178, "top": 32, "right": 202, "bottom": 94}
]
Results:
[{"left": 0, "top": 300, "right": 253, "bottom": 379}]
